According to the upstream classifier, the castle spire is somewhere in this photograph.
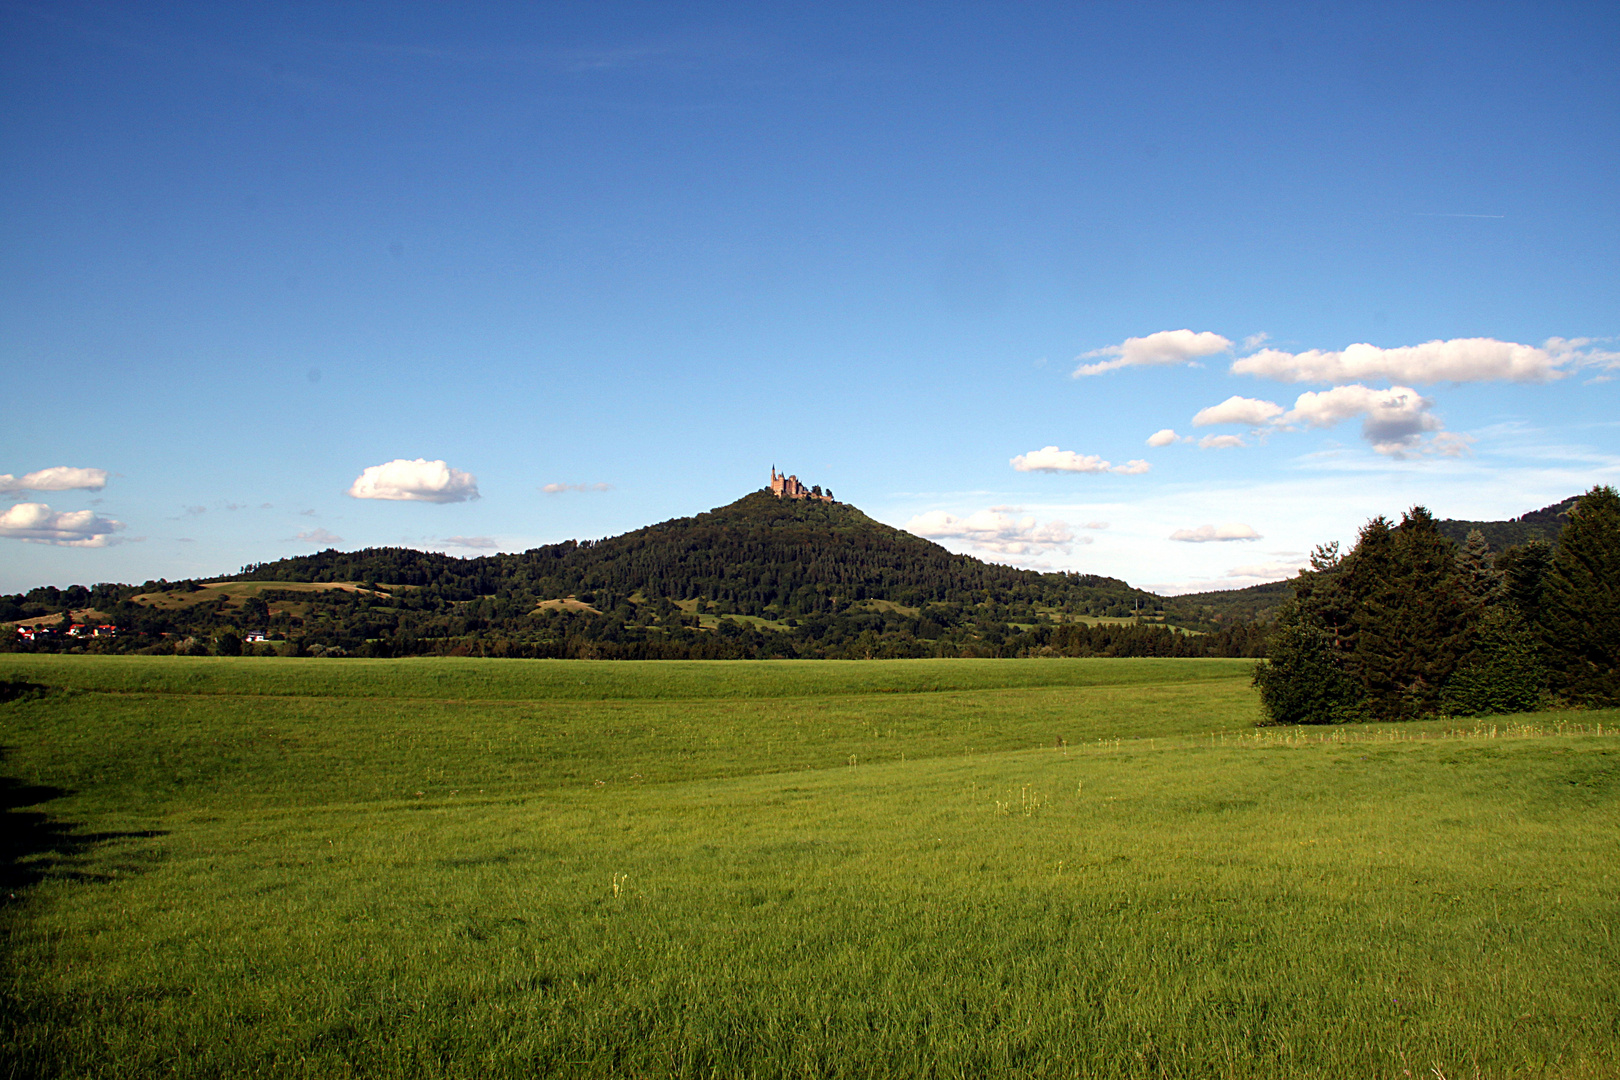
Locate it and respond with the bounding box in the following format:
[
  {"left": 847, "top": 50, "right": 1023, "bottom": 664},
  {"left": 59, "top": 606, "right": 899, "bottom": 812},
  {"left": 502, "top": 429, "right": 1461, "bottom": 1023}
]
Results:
[{"left": 769, "top": 463, "right": 833, "bottom": 502}]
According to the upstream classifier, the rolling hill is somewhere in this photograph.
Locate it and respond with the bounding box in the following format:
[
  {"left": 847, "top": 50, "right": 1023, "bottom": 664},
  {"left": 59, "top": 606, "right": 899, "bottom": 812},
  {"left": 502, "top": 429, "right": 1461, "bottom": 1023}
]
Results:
[{"left": 230, "top": 491, "right": 1154, "bottom": 616}]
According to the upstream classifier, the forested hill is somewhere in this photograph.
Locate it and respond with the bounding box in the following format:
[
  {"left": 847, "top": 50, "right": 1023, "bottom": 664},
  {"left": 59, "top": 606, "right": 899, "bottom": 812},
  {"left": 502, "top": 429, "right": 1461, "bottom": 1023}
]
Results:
[
  {"left": 1166, "top": 580, "right": 1294, "bottom": 626},
  {"left": 8, "top": 490, "right": 1261, "bottom": 661},
  {"left": 1436, "top": 496, "right": 1577, "bottom": 549},
  {"left": 230, "top": 491, "right": 1155, "bottom": 616}
]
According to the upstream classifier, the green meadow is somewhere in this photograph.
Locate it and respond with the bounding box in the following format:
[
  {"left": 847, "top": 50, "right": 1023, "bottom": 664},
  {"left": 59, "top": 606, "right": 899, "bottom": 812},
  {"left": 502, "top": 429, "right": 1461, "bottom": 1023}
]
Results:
[{"left": 1, "top": 656, "right": 1617, "bottom": 1078}]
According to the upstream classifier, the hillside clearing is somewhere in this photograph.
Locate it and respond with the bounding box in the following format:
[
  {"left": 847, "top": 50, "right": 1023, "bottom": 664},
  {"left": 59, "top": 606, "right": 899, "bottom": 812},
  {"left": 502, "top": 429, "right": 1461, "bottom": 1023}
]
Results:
[
  {"left": 531, "top": 596, "right": 603, "bottom": 614},
  {"left": 129, "top": 580, "right": 397, "bottom": 611}
]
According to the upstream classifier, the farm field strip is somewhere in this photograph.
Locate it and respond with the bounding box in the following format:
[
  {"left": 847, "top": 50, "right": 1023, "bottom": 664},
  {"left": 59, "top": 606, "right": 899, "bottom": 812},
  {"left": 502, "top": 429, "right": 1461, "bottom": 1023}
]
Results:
[{"left": 0, "top": 655, "right": 1257, "bottom": 701}]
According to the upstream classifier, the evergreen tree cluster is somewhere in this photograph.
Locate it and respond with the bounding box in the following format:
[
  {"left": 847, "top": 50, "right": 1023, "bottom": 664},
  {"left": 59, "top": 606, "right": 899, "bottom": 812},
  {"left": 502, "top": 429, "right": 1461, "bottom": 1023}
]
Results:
[{"left": 1254, "top": 485, "right": 1620, "bottom": 723}]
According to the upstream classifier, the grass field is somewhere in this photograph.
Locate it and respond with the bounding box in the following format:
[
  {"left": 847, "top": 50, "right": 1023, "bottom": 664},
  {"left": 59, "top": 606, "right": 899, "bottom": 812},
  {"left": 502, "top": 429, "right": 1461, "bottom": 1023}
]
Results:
[{"left": 2, "top": 656, "right": 1618, "bottom": 1078}]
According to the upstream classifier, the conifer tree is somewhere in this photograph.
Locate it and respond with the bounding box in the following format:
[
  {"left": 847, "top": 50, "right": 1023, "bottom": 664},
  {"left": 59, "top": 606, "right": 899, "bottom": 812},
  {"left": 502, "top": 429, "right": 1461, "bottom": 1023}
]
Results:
[
  {"left": 1382, "top": 507, "right": 1482, "bottom": 716},
  {"left": 1273, "top": 508, "right": 1484, "bottom": 721},
  {"left": 1292, "top": 541, "right": 1355, "bottom": 650},
  {"left": 1254, "top": 542, "right": 1363, "bottom": 724},
  {"left": 1444, "top": 534, "right": 1548, "bottom": 716},
  {"left": 1496, "top": 539, "right": 1553, "bottom": 628},
  {"left": 1457, "top": 529, "right": 1501, "bottom": 604},
  {"left": 1539, "top": 485, "right": 1620, "bottom": 705},
  {"left": 1343, "top": 515, "right": 1405, "bottom": 717}
]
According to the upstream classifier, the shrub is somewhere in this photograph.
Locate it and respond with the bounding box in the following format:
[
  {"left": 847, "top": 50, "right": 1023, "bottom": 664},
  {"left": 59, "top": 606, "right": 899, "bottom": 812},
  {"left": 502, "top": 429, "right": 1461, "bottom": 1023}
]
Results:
[{"left": 1252, "top": 606, "right": 1362, "bottom": 725}]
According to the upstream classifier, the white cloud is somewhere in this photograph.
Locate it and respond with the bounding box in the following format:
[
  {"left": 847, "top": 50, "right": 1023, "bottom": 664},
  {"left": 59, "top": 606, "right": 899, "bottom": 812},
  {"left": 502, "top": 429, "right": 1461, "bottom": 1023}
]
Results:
[
  {"left": 1192, "top": 395, "right": 1285, "bottom": 426},
  {"left": 348, "top": 459, "right": 479, "bottom": 503},
  {"left": 1281, "top": 384, "right": 1443, "bottom": 456},
  {"left": 906, "top": 509, "right": 1081, "bottom": 555},
  {"left": 1155, "top": 556, "right": 1310, "bottom": 593},
  {"left": 1176, "top": 383, "right": 1468, "bottom": 456},
  {"left": 437, "top": 535, "right": 498, "bottom": 550},
  {"left": 1082, "top": 521, "right": 1110, "bottom": 530},
  {"left": 1223, "top": 559, "right": 1308, "bottom": 581},
  {"left": 541, "top": 482, "right": 613, "bottom": 494},
  {"left": 1073, "top": 329, "right": 1231, "bottom": 377},
  {"left": 1242, "top": 333, "right": 1270, "bottom": 351},
  {"left": 0, "top": 466, "right": 109, "bottom": 494},
  {"left": 1011, "top": 447, "right": 1151, "bottom": 475},
  {"left": 1430, "top": 432, "right": 1476, "bottom": 457},
  {"left": 1012, "top": 447, "right": 1110, "bottom": 473},
  {"left": 1231, "top": 337, "right": 1575, "bottom": 384},
  {"left": 0, "top": 502, "right": 126, "bottom": 547},
  {"left": 295, "top": 528, "right": 344, "bottom": 546},
  {"left": 1549, "top": 336, "right": 1620, "bottom": 372},
  {"left": 1146, "top": 429, "right": 1181, "bottom": 448},
  {"left": 1169, "top": 523, "right": 1264, "bottom": 543}
]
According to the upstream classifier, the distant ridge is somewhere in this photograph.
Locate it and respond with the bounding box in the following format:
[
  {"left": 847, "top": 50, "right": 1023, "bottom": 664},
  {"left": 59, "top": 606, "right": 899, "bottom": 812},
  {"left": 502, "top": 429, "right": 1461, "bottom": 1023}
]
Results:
[
  {"left": 1167, "top": 579, "right": 1295, "bottom": 625},
  {"left": 1435, "top": 496, "right": 1577, "bottom": 549}
]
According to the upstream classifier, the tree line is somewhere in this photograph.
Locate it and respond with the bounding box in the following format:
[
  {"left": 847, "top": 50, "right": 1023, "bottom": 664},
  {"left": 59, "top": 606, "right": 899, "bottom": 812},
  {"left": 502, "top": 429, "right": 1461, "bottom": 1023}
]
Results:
[{"left": 1254, "top": 485, "right": 1619, "bottom": 722}]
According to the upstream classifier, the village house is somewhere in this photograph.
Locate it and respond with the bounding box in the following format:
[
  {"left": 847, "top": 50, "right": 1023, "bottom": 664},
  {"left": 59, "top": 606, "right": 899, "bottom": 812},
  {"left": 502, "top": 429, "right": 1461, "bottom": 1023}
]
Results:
[{"left": 13, "top": 622, "right": 119, "bottom": 640}]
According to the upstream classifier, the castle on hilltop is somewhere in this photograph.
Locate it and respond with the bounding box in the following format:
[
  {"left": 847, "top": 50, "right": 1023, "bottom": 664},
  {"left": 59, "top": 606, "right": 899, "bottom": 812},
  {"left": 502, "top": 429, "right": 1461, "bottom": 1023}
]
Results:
[{"left": 770, "top": 466, "right": 835, "bottom": 502}]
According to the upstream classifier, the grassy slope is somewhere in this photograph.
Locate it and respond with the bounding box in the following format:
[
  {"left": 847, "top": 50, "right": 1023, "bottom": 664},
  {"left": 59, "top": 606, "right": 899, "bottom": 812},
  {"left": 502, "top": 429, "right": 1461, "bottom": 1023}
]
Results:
[
  {"left": 2, "top": 656, "right": 1618, "bottom": 1079},
  {"left": 128, "top": 580, "right": 391, "bottom": 610}
]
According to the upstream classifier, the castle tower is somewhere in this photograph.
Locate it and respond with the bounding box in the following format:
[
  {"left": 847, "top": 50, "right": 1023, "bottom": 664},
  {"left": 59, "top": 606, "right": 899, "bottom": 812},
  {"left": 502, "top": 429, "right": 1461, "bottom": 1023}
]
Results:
[{"left": 770, "top": 464, "right": 833, "bottom": 501}]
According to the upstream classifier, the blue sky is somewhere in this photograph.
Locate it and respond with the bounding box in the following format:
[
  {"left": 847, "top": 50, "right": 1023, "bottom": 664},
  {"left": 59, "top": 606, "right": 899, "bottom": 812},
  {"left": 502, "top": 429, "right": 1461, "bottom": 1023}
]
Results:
[{"left": 3, "top": 1, "right": 1617, "bottom": 595}]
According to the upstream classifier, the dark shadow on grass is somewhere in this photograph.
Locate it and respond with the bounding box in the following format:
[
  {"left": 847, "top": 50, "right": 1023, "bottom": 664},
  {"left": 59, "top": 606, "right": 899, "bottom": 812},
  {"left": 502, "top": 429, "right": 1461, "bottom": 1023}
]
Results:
[
  {"left": 0, "top": 742, "right": 77, "bottom": 902},
  {"left": 0, "top": 746, "right": 168, "bottom": 900},
  {"left": 1, "top": 741, "right": 170, "bottom": 1078}
]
